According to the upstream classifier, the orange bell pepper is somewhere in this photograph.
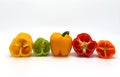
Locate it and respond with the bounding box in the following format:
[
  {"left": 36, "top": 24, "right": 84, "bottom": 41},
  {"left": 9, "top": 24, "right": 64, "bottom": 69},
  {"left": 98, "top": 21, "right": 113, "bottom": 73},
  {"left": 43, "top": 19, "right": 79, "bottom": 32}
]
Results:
[
  {"left": 50, "top": 31, "right": 72, "bottom": 56},
  {"left": 9, "top": 32, "right": 33, "bottom": 57},
  {"left": 96, "top": 40, "right": 115, "bottom": 59}
]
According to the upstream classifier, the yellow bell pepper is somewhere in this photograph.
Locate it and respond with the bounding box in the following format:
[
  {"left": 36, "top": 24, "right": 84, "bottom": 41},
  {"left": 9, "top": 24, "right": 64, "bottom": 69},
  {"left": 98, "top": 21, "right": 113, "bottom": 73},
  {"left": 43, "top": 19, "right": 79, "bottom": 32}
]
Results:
[
  {"left": 50, "top": 31, "right": 72, "bottom": 56},
  {"left": 9, "top": 32, "right": 33, "bottom": 57}
]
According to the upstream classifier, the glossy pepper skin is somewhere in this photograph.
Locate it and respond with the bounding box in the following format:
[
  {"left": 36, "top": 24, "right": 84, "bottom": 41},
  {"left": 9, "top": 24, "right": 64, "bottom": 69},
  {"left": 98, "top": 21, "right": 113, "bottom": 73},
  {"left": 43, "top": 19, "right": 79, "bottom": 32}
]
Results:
[
  {"left": 33, "top": 38, "right": 50, "bottom": 56},
  {"left": 72, "top": 33, "right": 97, "bottom": 57},
  {"left": 96, "top": 40, "right": 115, "bottom": 59},
  {"left": 9, "top": 32, "right": 33, "bottom": 57},
  {"left": 50, "top": 31, "right": 72, "bottom": 56}
]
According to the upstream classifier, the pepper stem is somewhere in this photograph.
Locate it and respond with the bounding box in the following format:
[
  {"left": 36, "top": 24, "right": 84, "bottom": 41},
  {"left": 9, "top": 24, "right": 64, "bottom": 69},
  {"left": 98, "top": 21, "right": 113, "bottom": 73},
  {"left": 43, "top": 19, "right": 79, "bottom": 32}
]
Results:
[{"left": 62, "top": 31, "right": 69, "bottom": 37}]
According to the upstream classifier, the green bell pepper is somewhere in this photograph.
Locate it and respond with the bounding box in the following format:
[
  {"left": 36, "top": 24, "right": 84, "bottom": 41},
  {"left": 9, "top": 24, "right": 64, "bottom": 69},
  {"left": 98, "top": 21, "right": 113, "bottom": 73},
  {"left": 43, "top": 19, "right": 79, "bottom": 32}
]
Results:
[{"left": 33, "top": 38, "right": 50, "bottom": 56}]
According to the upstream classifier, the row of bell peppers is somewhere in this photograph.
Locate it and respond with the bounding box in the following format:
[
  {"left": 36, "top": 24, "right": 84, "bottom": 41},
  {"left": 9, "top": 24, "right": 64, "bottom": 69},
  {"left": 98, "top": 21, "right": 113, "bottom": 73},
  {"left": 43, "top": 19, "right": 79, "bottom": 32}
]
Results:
[{"left": 9, "top": 31, "right": 115, "bottom": 59}]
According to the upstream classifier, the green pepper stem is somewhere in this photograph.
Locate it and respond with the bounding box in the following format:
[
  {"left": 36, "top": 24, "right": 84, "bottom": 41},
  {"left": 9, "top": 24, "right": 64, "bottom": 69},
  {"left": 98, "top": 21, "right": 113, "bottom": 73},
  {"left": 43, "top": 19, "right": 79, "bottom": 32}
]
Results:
[{"left": 62, "top": 31, "right": 69, "bottom": 37}]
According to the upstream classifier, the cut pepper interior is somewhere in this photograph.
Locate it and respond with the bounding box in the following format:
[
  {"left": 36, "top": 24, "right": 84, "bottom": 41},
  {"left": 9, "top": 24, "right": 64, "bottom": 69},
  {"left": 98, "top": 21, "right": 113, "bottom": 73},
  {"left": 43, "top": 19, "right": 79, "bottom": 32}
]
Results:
[{"left": 9, "top": 32, "right": 33, "bottom": 57}]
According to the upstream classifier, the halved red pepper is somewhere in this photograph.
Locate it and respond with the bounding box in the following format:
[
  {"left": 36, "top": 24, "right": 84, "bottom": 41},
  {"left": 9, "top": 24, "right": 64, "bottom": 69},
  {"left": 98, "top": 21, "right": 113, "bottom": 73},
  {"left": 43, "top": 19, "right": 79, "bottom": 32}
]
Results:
[{"left": 72, "top": 33, "right": 97, "bottom": 57}]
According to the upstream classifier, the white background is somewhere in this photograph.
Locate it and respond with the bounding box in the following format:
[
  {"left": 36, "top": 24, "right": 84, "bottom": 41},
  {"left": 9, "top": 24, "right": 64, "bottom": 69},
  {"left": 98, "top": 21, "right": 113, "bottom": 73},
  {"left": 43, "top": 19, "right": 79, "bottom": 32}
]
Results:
[{"left": 0, "top": 0, "right": 120, "bottom": 77}]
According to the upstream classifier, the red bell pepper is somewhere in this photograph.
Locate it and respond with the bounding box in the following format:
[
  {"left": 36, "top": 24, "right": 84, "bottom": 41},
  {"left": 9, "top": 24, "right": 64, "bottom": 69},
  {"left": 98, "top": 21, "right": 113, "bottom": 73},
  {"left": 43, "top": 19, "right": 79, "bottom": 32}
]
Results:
[{"left": 72, "top": 33, "right": 97, "bottom": 57}]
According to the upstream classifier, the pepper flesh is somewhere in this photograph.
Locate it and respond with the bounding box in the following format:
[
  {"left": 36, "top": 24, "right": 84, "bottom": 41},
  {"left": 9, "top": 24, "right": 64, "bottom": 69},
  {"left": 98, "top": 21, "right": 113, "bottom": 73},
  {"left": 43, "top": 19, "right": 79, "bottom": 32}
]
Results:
[
  {"left": 33, "top": 38, "right": 50, "bottom": 56},
  {"left": 50, "top": 31, "right": 72, "bottom": 56},
  {"left": 72, "top": 33, "right": 97, "bottom": 57},
  {"left": 96, "top": 40, "right": 115, "bottom": 59},
  {"left": 9, "top": 32, "right": 33, "bottom": 57}
]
